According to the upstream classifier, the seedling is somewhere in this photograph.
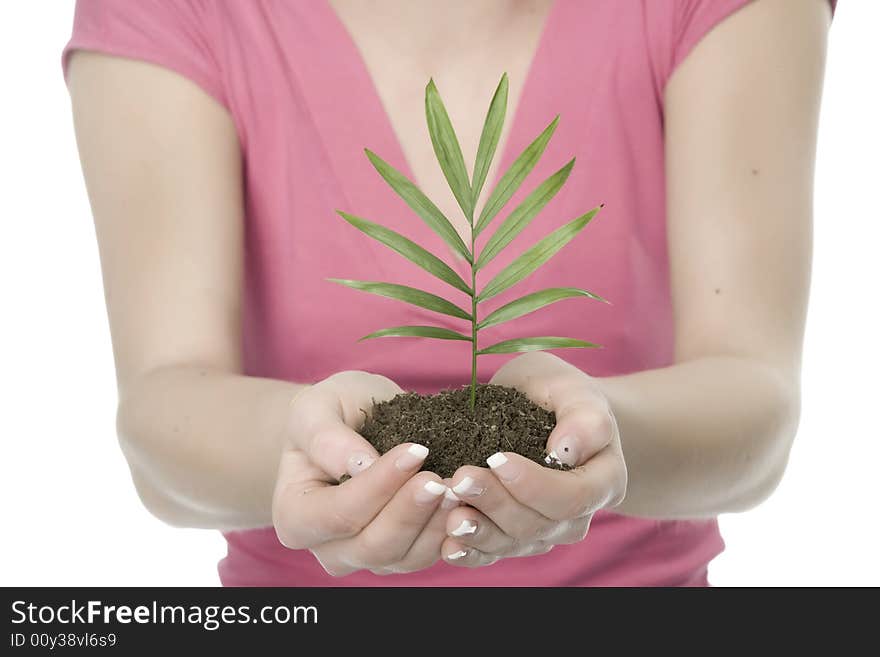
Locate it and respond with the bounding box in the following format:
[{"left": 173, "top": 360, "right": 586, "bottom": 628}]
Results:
[{"left": 331, "top": 74, "right": 606, "bottom": 410}]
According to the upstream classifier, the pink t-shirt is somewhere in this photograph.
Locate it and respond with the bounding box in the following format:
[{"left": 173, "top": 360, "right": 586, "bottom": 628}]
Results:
[{"left": 63, "top": 0, "right": 806, "bottom": 586}]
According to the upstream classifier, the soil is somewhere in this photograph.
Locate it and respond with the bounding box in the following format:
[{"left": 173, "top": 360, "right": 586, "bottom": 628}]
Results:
[{"left": 358, "top": 383, "right": 570, "bottom": 479}]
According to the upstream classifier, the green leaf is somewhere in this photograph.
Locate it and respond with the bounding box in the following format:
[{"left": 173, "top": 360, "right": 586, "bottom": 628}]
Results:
[
  {"left": 327, "top": 279, "right": 471, "bottom": 321},
  {"left": 475, "top": 158, "right": 575, "bottom": 271},
  {"left": 471, "top": 74, "right": 508, "bottom": 208},
  {"left": 336, "top": 211, "right": 471, "bottom": 295},
  {"left": 360, "top": 325, "right": 472, "bottom": 342},
  {"left": 425, "top": 79, "right": 473, "bottom": 222},
  {"left": 474, "top": 115, "right": 559, "bottom": 237},
  {"left": 478, "top": 205, "right": 603, "bottom": 302},
  {"left": 364, "top": 149, "right": 471, "bottom": 263},
  {"left": 477, "top": 336, "right": 601, "bottom": 355},
  {"left": 478, "top": 287, "right": 608, "bottom": 330}
]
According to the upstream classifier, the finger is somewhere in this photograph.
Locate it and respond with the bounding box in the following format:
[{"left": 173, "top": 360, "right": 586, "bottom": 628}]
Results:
[
  {"left": 273, "top": 442, "right": 431, "bottom": 549},
  {"left": 303, "top": 419, "right": 382, "bottom": 481},
  {"left": 274, "top": 448, "right": 333, "bottom": 494},
  {"left": 441, "top": 539, "right": 499, "bottom": 568},
  {"left": 445, "top": 508, "right": 516, "bottom": 555},
  {"left": 448, "top": 466, "right": 555, "bottom": 541},
  {"left": 487, "top": 353, "right": 613, "bottom": 468},
  {"left": 486, "top": 447, "right": 626, "bottom": 521},
  {"left": 291, "top": 373, "right": 403, "bottom": 480},
  {"left": 375, "top": 483, "right": 459, "bottom": 574},
  {"left": 441, "top": 537, "right": 552, "bottom": 567},
  {"left": 345, "top": 471, "right": 448, "bottom": 569},
  {"left": 545, "top": 390, "right": 616, "bottom": 467}
]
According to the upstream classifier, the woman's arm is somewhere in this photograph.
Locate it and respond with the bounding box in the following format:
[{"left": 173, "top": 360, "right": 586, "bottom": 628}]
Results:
[
  {"left": 69, "top": 52, "right": 456, "bottom": 566},
  {"left": 601, "top": 0, "right": 831, "bottom": 517},
  {"left": 437, "top": 0, "right": 833, "bottom": 563},
  {"left": 68, "top": 51, "right": 297, "bottom": 529}
]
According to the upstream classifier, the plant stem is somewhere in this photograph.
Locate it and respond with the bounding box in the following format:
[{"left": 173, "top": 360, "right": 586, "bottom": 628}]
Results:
[
  {"left": 468, "top": 200, "right": 479, "bottom": 411},
  {"left": 470, "top": 254, "right": 477, "bottom": 411}
]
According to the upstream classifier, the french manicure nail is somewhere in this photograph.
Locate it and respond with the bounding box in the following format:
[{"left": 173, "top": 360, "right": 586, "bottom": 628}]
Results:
[
  {"left": 451, "top": 476, "right": 485, "bottom": 497},
  {"left": 347, "top": 452, "right": 376, "bottom": 476},
  {"left": 447, "top": 549, "right": 468, "bottom": 560},
  {"left": 555, "top": 436, "right": 579, "bottom": 466},
  {"left": 487, "top": 452, "right": 519, "bottom": 482},
  {"left": 441, "top": 488, "right": 461, "bottom": 510},
  {"left": 451, "top": 519, "right": 477, "bottom": 537},
  {"left": 395, "top": 444, "right": 429, "bottom": 471},
  {"left": 414, "top": 480, "right": 447, "bottom": 505}
]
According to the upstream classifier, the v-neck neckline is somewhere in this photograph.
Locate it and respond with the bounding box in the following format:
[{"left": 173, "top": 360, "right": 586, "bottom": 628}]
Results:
[{"left": 318, "top": 0, "right": 561, "bottom": 272}]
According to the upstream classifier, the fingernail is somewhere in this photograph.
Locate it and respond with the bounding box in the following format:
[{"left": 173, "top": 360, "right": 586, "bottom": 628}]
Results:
[
  {"left": 555, "top": 436, "right": 579, "bottom": 466},
  {"left": 451, "top": 519, "right": 477, "bottom": 537},
  {"left": 441, "top": 488, "right": 461, "bottom": 510},
  {"left": 487, "top": 452, "right": 519, "bottom": 482},
  {"left": 395, "top": 444, "right": 429, "bottom": 471},
  {"left": 447, "top": 549, "right": 468, "bottom": 560},
  {"left": 347, "top": 452, "right": 376, "bottom": 476},
  {"left": 414, "top": 480, "right": 447, "bottom": 505},
  {"left": 451, "top": 476, "right": 485, "bottom": 497}
]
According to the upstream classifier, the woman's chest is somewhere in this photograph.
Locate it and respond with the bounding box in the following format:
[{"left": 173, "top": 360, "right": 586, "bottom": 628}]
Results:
[
  {"left": 324, "top": 0, "right": 556, "bottom": 243},
  {"left": 221, "top": 1, "right": 676, "bottom": 381}
]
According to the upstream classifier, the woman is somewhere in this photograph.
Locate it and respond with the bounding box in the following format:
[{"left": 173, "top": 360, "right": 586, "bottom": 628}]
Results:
[{"left": 63, "top": 0, "right": 832, "bottom": 586}]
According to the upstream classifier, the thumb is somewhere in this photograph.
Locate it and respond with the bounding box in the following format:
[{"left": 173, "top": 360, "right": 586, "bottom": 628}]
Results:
[
  {"left": 288, "top": 372, "right": 404, "bottom": 481},
  {"left": 546, "top": 401, "right": 615, "bottom": 468},
  {"left": 302, "top": 419, "right": 381, "bottom": 481}
]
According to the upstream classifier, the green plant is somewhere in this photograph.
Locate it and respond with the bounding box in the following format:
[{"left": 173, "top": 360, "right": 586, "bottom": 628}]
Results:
[{"left": 331, "top": 74, "right": 607, "bottom": 410}]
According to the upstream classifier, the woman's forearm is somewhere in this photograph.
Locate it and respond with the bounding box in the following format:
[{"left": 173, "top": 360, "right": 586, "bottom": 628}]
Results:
[
  {"left": 599, "top": 356, "right": 799, "bottom": 518},
  {"left": 116, "top": 364, "right": 303, "bottom": 530},
  {"left": 118, "top": 355, "right": 798, "bottom": 529}
]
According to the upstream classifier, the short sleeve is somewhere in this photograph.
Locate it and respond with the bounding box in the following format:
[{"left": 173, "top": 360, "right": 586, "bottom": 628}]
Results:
[
  {"left": 671, "top": 0, "right": 754, "bottom": 72},
  {"left": 61, "top": 0, "right": 228, "bottom": 110},
  {"left": 644, "top": 0, "right": 751, "bottom": 93},
  {"left": 646, "top": 0, "right": 837, "bottom": 95}
]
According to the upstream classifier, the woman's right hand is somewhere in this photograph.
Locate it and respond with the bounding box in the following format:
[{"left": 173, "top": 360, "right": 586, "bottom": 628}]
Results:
[{"left": 272, "top": 371, "right": 459, "bottom": 576}]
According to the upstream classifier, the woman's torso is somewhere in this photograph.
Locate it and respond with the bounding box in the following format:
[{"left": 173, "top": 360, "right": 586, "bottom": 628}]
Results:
[
  {"left": 326, "top": 0, "right": 556, "bottom": 249},
  {"left": 213, "top": 0, "right": 732, "bottom": 586}
]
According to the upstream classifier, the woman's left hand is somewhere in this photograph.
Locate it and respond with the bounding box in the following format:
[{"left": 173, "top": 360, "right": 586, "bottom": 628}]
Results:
[{"left": 440, "top": 352, "right": 627, "bottom": 567}]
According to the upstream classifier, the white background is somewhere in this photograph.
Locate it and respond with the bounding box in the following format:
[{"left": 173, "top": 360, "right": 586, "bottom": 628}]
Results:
[{"left": 1, "top": 2, "right": 876, "bottom": 586}]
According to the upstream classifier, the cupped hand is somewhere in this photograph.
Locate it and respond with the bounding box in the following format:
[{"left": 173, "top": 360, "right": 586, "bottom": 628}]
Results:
[
  {"left": 272, "top": 371, "right": 459, "bottom": 576},
  {"left": 439, "top": 352, "right": 627, "bottom": 567}
]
